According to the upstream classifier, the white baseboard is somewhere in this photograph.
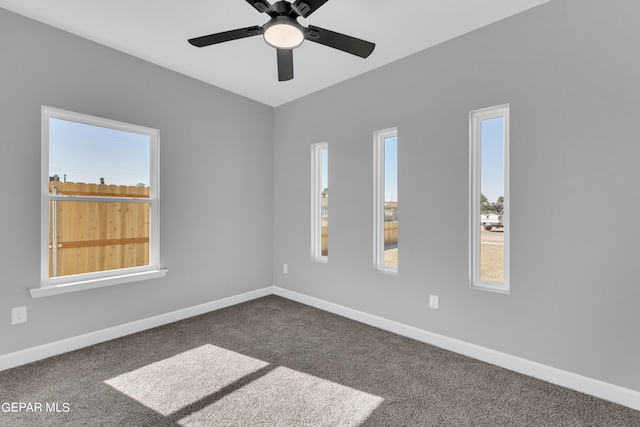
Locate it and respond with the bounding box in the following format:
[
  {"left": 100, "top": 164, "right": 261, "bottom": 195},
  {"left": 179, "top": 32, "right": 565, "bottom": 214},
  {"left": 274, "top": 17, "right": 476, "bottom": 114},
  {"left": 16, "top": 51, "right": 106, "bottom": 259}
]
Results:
[
  {"left": 272, "top": 287, "right": 640, "bottom": 412},
  {"left": 0, "top": 286, "right": 274, "bottom": 372},
  {"left": 2, "top": 285, "right": 638, "bottom": 411}
]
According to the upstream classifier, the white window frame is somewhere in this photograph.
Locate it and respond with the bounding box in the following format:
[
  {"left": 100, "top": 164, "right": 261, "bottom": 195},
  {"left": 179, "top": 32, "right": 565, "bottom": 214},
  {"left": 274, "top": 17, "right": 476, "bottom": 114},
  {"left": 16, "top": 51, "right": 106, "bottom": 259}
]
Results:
[
  {"left": 310, "top": 142, "right": 328, "bottom": 262},
  {"left": 32, "top": 106, "right": 166, "bottom": 298},
  {"left": 373, "top": 127, "right": 398, "bottom": 274},
  {"left": 470, "top": 104, "right": 510, "bottom": 293}
]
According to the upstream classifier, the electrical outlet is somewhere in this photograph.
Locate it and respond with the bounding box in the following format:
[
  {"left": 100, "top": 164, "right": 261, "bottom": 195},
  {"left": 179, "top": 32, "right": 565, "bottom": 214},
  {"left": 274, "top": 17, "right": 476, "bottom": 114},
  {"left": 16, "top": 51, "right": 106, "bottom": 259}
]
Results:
[
  {"left": 12, "top": 306, "right": 27, "bottom": 325},
  {"left": 283, "top": 264, "right": 288, "bottom": 274},
  {"left": 429, "top": 295, "right": 439, "bottom": 310}
]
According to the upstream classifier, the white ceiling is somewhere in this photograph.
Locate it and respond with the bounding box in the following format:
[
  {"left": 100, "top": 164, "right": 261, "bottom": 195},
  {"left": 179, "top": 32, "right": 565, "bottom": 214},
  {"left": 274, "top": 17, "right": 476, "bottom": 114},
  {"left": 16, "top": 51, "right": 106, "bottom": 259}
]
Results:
[{"left": 1, "top": 0, "right": 550, "bottom": 106}]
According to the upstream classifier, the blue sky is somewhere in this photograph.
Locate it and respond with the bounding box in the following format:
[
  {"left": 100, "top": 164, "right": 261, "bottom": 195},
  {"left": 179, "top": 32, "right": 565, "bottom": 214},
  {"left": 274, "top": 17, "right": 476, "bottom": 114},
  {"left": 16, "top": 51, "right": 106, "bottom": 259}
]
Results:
[
  {"left": 49, "top": 120, "right": 496, "bottom": 203},
  {"left": 480, "top": 117, "right": 505, "bottom": 203},
  {"left": 384, "top": 136, "right": 398, "bottom": 202},
  {"left": 49, "top": 118, "right": 150, "bottom": 186},
  {"left": 321, "top": 147, "right": 328, "bottom": 190}
]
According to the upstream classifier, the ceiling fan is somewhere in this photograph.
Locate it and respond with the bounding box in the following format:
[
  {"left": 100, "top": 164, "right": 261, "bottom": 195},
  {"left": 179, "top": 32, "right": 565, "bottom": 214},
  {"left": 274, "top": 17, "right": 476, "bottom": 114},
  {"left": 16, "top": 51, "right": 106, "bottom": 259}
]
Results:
[{"left": 188, "top": 0, "right": 375, "bottom": 81}]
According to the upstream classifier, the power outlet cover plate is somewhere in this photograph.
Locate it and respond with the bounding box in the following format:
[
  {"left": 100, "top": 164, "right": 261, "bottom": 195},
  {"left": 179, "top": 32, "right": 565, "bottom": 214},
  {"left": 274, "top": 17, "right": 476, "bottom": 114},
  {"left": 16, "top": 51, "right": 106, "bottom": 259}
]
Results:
[
  {"left": 11, "top": 306, "right": 27, "bottom": 325},
  {"left": 429, "top": 295, "right": 439, "bottom": 310}
]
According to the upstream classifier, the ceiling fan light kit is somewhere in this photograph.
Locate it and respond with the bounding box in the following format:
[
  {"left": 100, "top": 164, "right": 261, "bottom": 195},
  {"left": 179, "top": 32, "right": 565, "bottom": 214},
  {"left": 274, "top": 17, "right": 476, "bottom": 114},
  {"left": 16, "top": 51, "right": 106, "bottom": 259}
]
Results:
[
  {"left": 188, "top": 0, "right": 375, "bottom": 81},
  {"left": 263, "top": 16, "right": 305, "bottom": 49}
]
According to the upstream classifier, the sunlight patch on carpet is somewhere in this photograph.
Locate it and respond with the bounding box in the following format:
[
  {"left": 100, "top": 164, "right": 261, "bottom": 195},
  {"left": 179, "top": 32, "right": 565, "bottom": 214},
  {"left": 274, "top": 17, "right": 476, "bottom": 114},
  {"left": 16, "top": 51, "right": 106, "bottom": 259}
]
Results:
[
  {"left": 104, "top": 344, "right": 268, "bottom": 416},
  {"left": 178, "top": 366, "right": 384, "bottom": 426}
]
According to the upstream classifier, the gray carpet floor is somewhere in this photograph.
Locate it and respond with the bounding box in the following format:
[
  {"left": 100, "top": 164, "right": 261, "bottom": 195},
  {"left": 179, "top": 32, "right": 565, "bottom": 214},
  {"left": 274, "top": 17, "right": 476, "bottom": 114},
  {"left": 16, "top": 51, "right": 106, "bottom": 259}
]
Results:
[{"left": 1, "top": 295, "right": 638, "bottom": 426}]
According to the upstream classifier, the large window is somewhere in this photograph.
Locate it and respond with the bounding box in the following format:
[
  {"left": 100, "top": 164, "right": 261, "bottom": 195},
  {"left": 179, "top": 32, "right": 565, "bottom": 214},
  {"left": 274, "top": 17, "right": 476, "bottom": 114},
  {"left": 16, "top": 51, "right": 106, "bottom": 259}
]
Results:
[
  {"left": 311, "top": 143, "right": 328, "bottom": 261},
  {"left": 34, "top": 106, "right": 165, "bottom": 297},
  {"left": 470, "top": 104, "right": 510, "bottom": 293},
  {"left": 374, "top": 128, "right": 398, "bottom": 273}
]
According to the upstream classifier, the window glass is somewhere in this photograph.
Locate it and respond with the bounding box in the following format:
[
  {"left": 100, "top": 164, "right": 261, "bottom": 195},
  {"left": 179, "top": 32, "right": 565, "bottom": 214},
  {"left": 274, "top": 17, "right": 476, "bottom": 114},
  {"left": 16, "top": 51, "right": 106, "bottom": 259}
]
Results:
[
  {"left": 47, "top": 199, "right": 151, "bottom": 278},
  {"left": 311, "top": 143, "right": 328, "bottom": 261},
  {"left": 383, "top": 136, "right": 398, "bottom": 269},
  {"left": 320, "top": 147, "right": 328, "bottom": 257},
  {"left": 49, "top": 118, "right": 150, "bottom": 188},
  {"left": 479, "top": 116, "right": 505, "bottom": 283}
]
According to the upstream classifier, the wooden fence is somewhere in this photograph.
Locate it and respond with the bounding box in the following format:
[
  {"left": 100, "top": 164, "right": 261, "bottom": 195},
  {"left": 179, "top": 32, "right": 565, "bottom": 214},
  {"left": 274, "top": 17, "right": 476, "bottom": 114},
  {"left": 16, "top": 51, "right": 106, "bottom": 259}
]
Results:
[
  {"left": 48, "top": 181, "right": 150, "bottom": 278},
  {"left": 384, "top": 221, "right": 398, "bottom": 245},
  {"left": 321, "top": 226, "right": 328, "bottom": 256}
]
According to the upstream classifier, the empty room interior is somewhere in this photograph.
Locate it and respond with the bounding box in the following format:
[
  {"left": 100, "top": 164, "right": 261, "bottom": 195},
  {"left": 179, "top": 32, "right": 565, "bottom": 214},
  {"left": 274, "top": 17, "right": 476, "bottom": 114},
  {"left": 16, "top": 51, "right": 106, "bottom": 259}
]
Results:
[{"left": 1, "top": 0, "right": 639, "bottom": 425}]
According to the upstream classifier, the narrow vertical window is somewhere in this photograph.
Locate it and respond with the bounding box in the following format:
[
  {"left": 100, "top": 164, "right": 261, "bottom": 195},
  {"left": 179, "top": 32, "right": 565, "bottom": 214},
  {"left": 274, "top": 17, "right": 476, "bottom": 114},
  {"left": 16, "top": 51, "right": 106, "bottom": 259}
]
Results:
[
  {"left": 311, "top": 143, "right": 328, "bottom": 261},
  {"left": 471, "top": 105, "right": 510, "bottom": 292},
  {"left": 374, "top": 128, "right": 398, "bottom": 273}
]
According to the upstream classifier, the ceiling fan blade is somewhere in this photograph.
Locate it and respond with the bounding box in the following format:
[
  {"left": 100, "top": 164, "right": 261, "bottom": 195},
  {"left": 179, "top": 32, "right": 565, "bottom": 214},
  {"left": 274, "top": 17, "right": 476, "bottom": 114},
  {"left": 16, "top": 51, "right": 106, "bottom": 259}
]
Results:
[
  {"left": 245, "top": 0, "right": 272, "bottom": 13},
  {"left": 305, "top": 25, "right": 375, "bottom": 58},
  {"left": 277, "top": 49, "right": 294, "bottom": 81},
  {"left": 292, "top": 0, "right": 330, "bottom": 18},
  {"left": 188, "top": 26, "right": 263, "bottom": 47}
]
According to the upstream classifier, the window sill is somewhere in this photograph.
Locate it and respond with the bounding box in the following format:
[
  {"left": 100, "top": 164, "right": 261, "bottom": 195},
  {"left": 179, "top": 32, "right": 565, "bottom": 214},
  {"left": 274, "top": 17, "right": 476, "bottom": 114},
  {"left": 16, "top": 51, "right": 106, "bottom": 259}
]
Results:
[
  {"left": 471, "top": 282, "right": 510, "bottom": 294},
  {"left": 30, "top": 269, "right": 168, "bottom": 298},
  {"left": 376, "top": 268, "right": 398, "bottom": 276}
]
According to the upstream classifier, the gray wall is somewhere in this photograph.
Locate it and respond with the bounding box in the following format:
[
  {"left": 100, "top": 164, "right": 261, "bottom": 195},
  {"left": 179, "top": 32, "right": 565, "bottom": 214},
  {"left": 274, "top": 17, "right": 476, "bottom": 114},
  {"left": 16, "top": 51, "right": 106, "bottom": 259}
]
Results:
[
  {"left": 0, "top": 9, "right": 273, "bottom": 354},
  {"left": 273, "top": 0, "right": 640, "bottom": 392}
]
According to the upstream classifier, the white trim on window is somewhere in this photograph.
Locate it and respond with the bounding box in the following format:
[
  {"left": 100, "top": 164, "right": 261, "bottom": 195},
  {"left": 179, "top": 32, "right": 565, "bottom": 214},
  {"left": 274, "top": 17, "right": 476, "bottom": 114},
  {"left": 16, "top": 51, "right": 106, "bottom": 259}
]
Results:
[
  {"left": 373, "top": 127, "right": 398, "bottom": 274},
  {"left": 310, "top": 142, "right": 328, "bottom": 262},
  {"left": 33, "top": 106, "right": 165, "bottom": 297},
  {"left": 470, "top": 104, "right": 510, "bottom": 293}
]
